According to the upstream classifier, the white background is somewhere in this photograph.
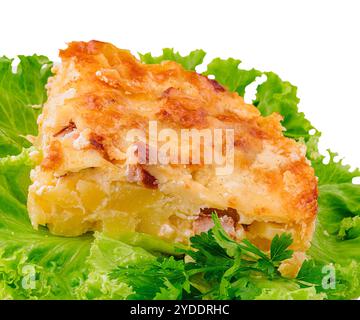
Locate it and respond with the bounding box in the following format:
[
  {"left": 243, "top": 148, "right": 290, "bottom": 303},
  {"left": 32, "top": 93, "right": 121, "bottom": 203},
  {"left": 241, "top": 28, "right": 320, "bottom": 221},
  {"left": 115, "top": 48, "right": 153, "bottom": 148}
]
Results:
[{"left": 1, "top": 0, "right": 359, "bottom": 173}]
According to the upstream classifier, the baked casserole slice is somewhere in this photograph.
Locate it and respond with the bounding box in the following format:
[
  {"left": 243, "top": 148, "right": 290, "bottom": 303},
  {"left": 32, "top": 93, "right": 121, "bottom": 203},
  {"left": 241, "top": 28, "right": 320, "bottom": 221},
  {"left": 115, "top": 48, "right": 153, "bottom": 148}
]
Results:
[{"left": 27, "top": 41, "right": 318, "bottom": 276}]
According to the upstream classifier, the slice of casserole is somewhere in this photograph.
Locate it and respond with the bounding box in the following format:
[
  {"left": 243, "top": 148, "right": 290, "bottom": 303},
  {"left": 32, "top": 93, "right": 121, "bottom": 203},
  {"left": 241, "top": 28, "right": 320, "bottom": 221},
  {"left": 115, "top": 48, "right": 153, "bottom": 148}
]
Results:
[{"left": 28, "top": 41, "right": 317, "bottom": 275}]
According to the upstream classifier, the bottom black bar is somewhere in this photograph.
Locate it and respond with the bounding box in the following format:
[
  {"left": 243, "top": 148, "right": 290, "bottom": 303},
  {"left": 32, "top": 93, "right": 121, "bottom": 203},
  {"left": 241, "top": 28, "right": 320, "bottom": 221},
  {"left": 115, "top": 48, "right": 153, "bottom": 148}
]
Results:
[{"left": 1, "top": 300, "right": 358, "bottom": 319}]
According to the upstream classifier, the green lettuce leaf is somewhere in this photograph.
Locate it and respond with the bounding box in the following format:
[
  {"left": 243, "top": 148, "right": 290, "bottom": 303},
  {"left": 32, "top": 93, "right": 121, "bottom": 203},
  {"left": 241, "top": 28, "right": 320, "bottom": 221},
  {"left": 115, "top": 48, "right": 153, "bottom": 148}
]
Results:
[
  {"left": 139, "top": 48, "right": 206, "bottom": 71},
  {"left": 332, "top": 261, "right": 360, "bottom": 299},
  {"left": 338, "top": 216, "right": 360, "bottom": 240},
  {"left": 309, "top": 184, "right": 360, "bottom": 262},
  {"left": 311, "top": 150, "right": 360, "bottom": 185},
  {"left": 0, "top": 56, "right": 52, "bottom": 157},
  {"left": 204, "top": 58, "right": 261, "bottom": 96},
  {"left": 115, "top": 232, "right": 184, "bottom": 256},
  {"left": 0, "top": 149, "right": 93, "bottom": 299},
  {"left": 75, "top": 233, "right": 153, "bottom": 300},
  {"left": 303, "top": 128, "right": 360, "bottom": 299},
  {"left": 254, "top": 72, "right": 318, "bottom": 141},
  {"left": 255, "top": 286, "right": 325, "bottom": 300}
]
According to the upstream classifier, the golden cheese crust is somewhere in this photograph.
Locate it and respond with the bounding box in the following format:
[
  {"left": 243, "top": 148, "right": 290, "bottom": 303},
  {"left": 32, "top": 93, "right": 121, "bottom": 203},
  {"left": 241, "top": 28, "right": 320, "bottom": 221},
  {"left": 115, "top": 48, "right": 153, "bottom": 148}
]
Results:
[{"left": 28, "top": 41, "right": 318, "bottom": 272}]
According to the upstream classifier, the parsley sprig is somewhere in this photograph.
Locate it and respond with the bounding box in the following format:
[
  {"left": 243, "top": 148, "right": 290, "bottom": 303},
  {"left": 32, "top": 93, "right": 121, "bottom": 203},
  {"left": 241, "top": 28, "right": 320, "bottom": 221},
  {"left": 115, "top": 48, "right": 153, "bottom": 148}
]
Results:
[{"left": 110, "top": 213, "right": 322, "bottom": 300}]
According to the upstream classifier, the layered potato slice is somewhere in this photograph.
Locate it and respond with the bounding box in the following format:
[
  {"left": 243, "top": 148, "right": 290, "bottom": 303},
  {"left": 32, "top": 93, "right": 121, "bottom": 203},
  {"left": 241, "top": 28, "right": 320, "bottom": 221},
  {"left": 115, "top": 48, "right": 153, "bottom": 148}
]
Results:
[{"left": 27, "top": 41, "right": 318, "bottom": 275}]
